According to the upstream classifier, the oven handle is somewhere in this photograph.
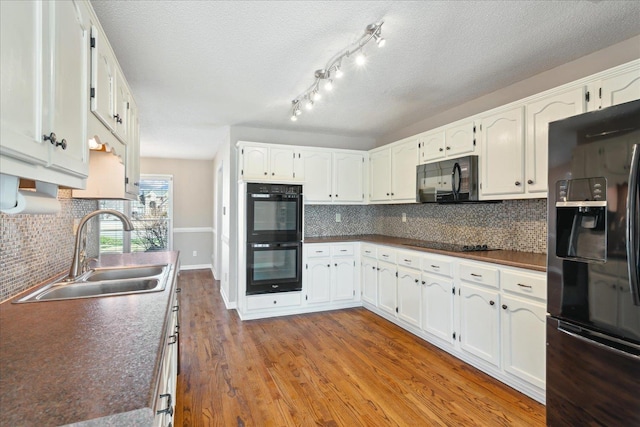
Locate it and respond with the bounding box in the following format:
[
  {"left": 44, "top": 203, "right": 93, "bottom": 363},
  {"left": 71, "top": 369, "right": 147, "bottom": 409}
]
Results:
[
  {"left": 250, "top": 242, "right": 301, "bottom": 249},
  {"left": 627, "top": 144, "right": 640, "bottom": 306}
]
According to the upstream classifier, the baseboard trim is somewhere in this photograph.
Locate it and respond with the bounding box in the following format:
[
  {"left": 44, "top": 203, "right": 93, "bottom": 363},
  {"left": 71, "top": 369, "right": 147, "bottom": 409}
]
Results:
[{"left": 179, "top": 263, "right": 212, "bottom": 271}]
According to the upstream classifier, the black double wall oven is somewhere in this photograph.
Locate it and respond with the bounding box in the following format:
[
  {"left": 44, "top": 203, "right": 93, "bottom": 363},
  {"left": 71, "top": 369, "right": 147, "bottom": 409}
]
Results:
[{"left": 246, "top": 183, "right": 303, "bottom": 295}]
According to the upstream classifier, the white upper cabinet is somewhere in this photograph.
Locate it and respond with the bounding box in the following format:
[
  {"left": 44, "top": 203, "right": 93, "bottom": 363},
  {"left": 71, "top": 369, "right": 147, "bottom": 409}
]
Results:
[
  {"left": 391, "top": 138, "right": 419, "bottom": 201},
  {"left": 46, "top": 0, "right": 90, "bottom": 177},
  {"left": 369, "top": 148, "right": 392, "bottom": 201},
  {"left": 1, "top": 0, "right": 89, "bottom": 187},
  {"left": 370, "top": 138, "right": 419, "bottom": 203},
  {"left": 445, "top": 120, "right": 477, "bottom": 158},
  {"left": 1, "top": 0, "right": 49, "bottom": 167},
  {"left": 332, "top": 152, "right": 365, "bottom": 203},
  {"left": 524, "top": 87, "right": 586, "bottom": 195},
  {"left": 90, "top": 24, "right": 116, "bottom": 132},
  {"left": 240, "top": 144, "right": 298, "bottom": 181},
  {"left": 299, "top": 150, "right": 332, "bottom": 202},
  {"left": 418, "top": 129, "right": 446, "bottom": 163},
  {"left": 296, "top": 149, "right": 365, "bottom": 204},
  {"left": 595, "top": 65, "right": 640, "bottom": 110},
  {"left": 479, "top": 106, "right": 525, "bottom": 198}
]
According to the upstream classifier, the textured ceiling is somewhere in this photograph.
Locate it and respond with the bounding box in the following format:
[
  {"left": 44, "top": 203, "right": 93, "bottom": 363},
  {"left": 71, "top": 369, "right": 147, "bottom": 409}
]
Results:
[{"left": 89, "top": 0, "right": 640, "bottom": 159}]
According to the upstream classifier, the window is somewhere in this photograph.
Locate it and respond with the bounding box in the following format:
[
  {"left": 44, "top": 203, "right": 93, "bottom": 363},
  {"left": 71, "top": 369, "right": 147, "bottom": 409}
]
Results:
[{"left": 99, "top": 175, "right": 173, "bottom": 254}]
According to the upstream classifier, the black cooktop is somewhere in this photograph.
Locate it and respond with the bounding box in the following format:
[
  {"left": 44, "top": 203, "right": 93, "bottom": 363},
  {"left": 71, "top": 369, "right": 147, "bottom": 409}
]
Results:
[{"left": 405, "top": 241, "right": 498, "bottom": 252}]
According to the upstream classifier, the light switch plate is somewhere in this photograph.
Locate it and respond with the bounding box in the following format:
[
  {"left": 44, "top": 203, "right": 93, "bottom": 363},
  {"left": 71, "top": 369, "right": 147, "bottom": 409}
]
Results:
[
  {"left": 335, "top": 213, "right": 341, "bottom": 222},
  {"left": 402, "top": 213, "right": 407, "bottom": 222}
]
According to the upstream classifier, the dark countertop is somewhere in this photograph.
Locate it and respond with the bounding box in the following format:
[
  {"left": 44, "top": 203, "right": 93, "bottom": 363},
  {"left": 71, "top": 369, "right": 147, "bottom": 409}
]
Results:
[
  {"left": 0, "top": 251, "right": 180, "bottom": 427},
  {"left": 304, "top": 234, "right": 546, "bottom": 272}
]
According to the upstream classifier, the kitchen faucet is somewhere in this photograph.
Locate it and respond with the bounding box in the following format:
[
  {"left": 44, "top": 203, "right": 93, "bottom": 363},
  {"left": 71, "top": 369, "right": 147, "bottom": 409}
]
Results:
[{"left": 68, "top": 209, "right": 134, "bottom": 280}]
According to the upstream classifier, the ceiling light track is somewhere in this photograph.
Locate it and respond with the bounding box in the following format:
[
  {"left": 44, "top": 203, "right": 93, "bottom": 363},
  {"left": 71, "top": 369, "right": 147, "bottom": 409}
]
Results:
[{"left": 290, "top": 21, "right": 385, "bottom": 122}]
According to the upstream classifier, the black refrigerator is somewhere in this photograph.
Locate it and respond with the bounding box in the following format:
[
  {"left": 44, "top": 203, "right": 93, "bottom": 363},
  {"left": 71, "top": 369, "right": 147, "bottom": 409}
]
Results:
[{"left": 547, "top": 99, "right": 640, "bottom": 425}]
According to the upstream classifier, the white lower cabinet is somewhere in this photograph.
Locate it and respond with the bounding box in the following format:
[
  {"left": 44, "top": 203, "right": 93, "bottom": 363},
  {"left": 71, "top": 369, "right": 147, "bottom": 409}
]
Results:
[
  {"left": 500, "top": 294, "right": 546, "bottom": 390},
  {"left": 421, "top": 273, "right": 454, "bottom": 345},
  {"left": 303, "top": 243, "right": 358, "bottom": 307},
  {"left": 361, "top": 247, "right": 378, "bottom": 305},
  {"left": 377, "top": 260, "right": 397, "bottom": 316},
  {"left": 459, "top": 283, "right": 501, "bottom": 367},
  {"left": 397, "top": 266, "right": 421, "bottom": 328},
  {"left": 154, "top": 288, "right": 179, "bottom": 427}
]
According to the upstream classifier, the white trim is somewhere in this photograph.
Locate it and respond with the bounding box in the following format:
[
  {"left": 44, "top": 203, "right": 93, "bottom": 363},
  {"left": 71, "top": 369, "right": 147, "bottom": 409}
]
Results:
[
  {"left": 173, "top": 227, "right": 214, "bottom": 233},
  {"left": 179, "top": 263, "right": 212, "bottom": 271}
]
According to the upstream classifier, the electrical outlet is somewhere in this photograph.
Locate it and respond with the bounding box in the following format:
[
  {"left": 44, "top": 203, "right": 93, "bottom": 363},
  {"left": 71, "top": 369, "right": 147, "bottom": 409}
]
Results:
[
  {"left": 402, "top": 213, "right": 407, "bottom": 222},
  {"left": 192, "top": 250, "right": 197, "bottom": 257},
  {"left": 335, "top": 213, "right": 341, "bottom": 222}
]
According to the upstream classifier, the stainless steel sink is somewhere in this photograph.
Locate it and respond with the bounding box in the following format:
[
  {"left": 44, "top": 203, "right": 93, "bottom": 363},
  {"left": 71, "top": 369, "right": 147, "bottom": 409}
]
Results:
[
  {"left": 15, "top": 264, "right": 170, "bottom": 303},
  {"left": 85, "top": 265, "right": 166, "bottom": 282}
]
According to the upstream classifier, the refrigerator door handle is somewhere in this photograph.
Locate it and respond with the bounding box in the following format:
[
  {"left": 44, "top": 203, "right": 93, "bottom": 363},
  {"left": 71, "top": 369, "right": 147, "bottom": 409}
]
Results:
[
  {"left": 626, "top": 144, "right": 640, "bottom": 306},
  {"left": 557, "top": 321, "right": 640, "bottom": 359}
]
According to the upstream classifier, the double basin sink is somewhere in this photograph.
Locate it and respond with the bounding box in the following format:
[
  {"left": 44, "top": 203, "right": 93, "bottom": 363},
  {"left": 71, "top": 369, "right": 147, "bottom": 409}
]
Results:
[{"left": 16, "top": 264, "right": 170, "bottom": 303}]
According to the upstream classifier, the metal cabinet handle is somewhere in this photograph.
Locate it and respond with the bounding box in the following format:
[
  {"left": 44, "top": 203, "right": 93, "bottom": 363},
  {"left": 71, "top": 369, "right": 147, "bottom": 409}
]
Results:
[
  {"left": 168, "top": 334, "right": 177, "bottom": 345},
  {"left": 264, "top": 172, "right": 268, "bottom": 175},
  {"left": 502, "top": 304, "right": 508, "bottom": 310},
  {"left": 431, "top": 265, "right": 440, "bottom": 269},
  {"left": 516, "top": 283, "right": 532, "bottom": 289},
  {"left": 156, "top": 393, "right": 173, "bottom": 416},
  {"left": 43, "top": 132, "right": 57, "bottom": 144},
  {"left": 446, "top": 146, "right": 451, "bottom": 150},
  {"left": 489, "top": 300, "right": 495, "bottom": 306},
  {"left": 439, "top": 148, "right": 444, "bottom": 152},
  {"left": 114, "top": 113, "right": 123, "bottom": 124},
  {"left": 515, "top": 181, "right": 521, "bottom": 186},
  {"left": 404, "top": 259, "right": 411, "bottom": 263},
  {"left": 176, "top": 288, "right": 182, "bottom": 293},
  {"left": 470, "top": 273, "right": 482, "bottom": 278},
  {"left": 335, "top": 194, "right": 338, "bottom": 198},
  {"left": 272, "top": 172, "right": 275, "bottom": 176},
  {"left": 334, "top": 263, "right": 337, "bottom": 267},
  {"left": 527, "top": 179, "right": 534, "bottom": 184},
  {"left": 172, "top": 305, "right": 179, "bottom": 312},
  {"left": 386, "top": 193, "right": 390, "bottom": 196},
  {"left": 414, "top": 279, "right": 419, "bottom": 283},
  {"left": 372, "top": 266, "right": 376, "bottom": 270},
  {"left": 421, "top": 281, "right": 426, "bottom": 285}
]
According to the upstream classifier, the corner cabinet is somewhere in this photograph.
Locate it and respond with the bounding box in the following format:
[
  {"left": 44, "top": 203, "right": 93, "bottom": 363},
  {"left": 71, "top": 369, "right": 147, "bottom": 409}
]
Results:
[
  {"left": 369, "top": 137, "right": 418, "bottom": 203},
  {"left": 0, "top": 0, "right": 90, "bottom": 188},
  {"left": 303, "top": 243, "right": 359, "bottom": 306}
]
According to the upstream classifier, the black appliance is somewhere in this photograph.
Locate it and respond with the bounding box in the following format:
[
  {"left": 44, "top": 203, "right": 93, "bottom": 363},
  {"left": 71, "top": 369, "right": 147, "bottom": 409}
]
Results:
[
  {"left": 404, "top": 241, "right": 498, "bottom": 252},
  {"left": 547, "top": 99, "right": 640, "bottom": 426},
  {"left": 246, "top": 183, "right": 302, "bottom": 243},
  {"left": 416, "top": 155, "right": 479, "bottom": 203},
  {"left": 246, "top": 183, "right": 303, "bottom": 295}
]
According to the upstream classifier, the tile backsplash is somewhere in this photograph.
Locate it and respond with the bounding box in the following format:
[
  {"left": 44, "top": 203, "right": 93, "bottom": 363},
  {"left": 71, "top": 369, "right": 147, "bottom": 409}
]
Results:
[
  {"left": 305, "top": 199, "right": 547, "bottom": 253},
  {"left": 0, "top": 190, "right": 98, "bottom": 301}
]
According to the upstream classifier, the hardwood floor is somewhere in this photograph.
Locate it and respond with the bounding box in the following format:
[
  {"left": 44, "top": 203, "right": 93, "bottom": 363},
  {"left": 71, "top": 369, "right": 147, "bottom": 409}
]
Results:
[{"left": 175, "top": 269, "right": 545, "bottom": 426}]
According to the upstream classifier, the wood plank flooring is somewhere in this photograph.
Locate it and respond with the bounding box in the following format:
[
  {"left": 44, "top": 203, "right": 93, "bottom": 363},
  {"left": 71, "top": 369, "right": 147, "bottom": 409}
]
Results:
[{"left": 175, "top": 269, "right": 545, "bottom": 426}]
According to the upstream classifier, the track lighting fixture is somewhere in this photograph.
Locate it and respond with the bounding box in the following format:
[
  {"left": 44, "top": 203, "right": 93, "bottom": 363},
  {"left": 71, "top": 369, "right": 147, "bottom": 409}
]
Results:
[{"left": 289, "top": 20, "right": 385, "bottom": 122}]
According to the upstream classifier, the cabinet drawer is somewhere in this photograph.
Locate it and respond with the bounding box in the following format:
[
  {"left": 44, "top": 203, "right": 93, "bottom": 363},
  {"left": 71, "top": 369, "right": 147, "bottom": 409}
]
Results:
[
  {"left": 361, "top": 244, "right": 377, "bottom": 259},
  {"left": 397, "top": 251, "right": 421, "bottom": 270},
  {"left": 331, "top": 244, "right": 355, "bottom": 257},
  {"left": 502, "top": 270, "right": 546, "bottom": 301},
  {"left": 377, "top": 247, "right": 397, "bottom": 263},
  {"left": 421, "top": 256, "right": 453, "bottom": 277},
  {"left": 306, "top": 244, "right": 330, "bottom": 258},
  {"left": 247, "top": 292, "right": 302, "bottom": 310},
  {"left": 459, "top": 262, "right": 499, "bottom": 288}
]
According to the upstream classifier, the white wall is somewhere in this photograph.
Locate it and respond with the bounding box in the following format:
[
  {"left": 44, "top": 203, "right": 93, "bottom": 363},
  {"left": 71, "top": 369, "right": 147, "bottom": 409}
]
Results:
[{"left": 378, "top": 35, "right": 640, "bottom": 145}]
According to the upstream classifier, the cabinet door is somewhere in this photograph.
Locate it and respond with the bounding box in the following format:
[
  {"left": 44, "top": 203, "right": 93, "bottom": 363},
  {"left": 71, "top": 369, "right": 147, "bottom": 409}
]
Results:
[
  {"left": 397, "top": 267, "right": 421, "bottom": 328},
  {"left": 125, "top": 102, "right": 140, "bottom": 197},
  {"left": 419, "top": 131, "right": 446, "bottom": 163},
  {"left": 460, "top": 284, "right": 500, "bottom": 367},
  {"left": 369, "top": 149, "right": 391, "bottom": 201},
  {"left": 332, "top": 258, "right": 356, "bottom": 302},
  {"left": 480, "top": 107, "right": 525, "bottom": 197},
  {"left": 270, "top": 148, "right": 295, "bottom": 180},
  {"left": 113, "top": 69, "right": 129, "bottom": 143},
  {"left": 90, "top": 25, "right": 116, "bottom": 131},
  {"left": 526, "top": 87, "right": 585, "bottom": 194},
  {"left": 421, "top": 274, "right": 454, "bottom": 344},
  {"left": 333, "top": 152, "right": 364, "bottom": 203},
  {"left": 301, "top": 150, "right": 332, "bottom": 203},
  {"left": 391, "top": 139, "right": 419, "bottom": 201},
  {"left": 46, "top": 0, "right": 89, "bottom": 177},
  {"left": 0, "top": 0, "right": 48, "bottom": 165},
  {"left": 445, "top": 121, "right": 476, "bottom": 157},
  {"left": 361, "top": 258, "right": 378, "bottom": 305},
  {"left": 600, "top": 68, "right": 640, "bottom": 109},
  {"left": 377, "top": 261, "right": 397, "bottom": 316},
  {"left": 241, "top": 145, "right": 269, "bottom": 179},
  {"left": 501, "top": 295, "right": 546, "bottom": 389},
  {"left": 305, "top": 260, "right": 331, "bottom": 304}
]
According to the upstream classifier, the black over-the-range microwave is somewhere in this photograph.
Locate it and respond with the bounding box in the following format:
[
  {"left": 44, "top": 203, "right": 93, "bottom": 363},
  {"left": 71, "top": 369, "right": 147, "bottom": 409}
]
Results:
[{"left": 416, "top": 155, "right": 480, "bottom": 203}]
